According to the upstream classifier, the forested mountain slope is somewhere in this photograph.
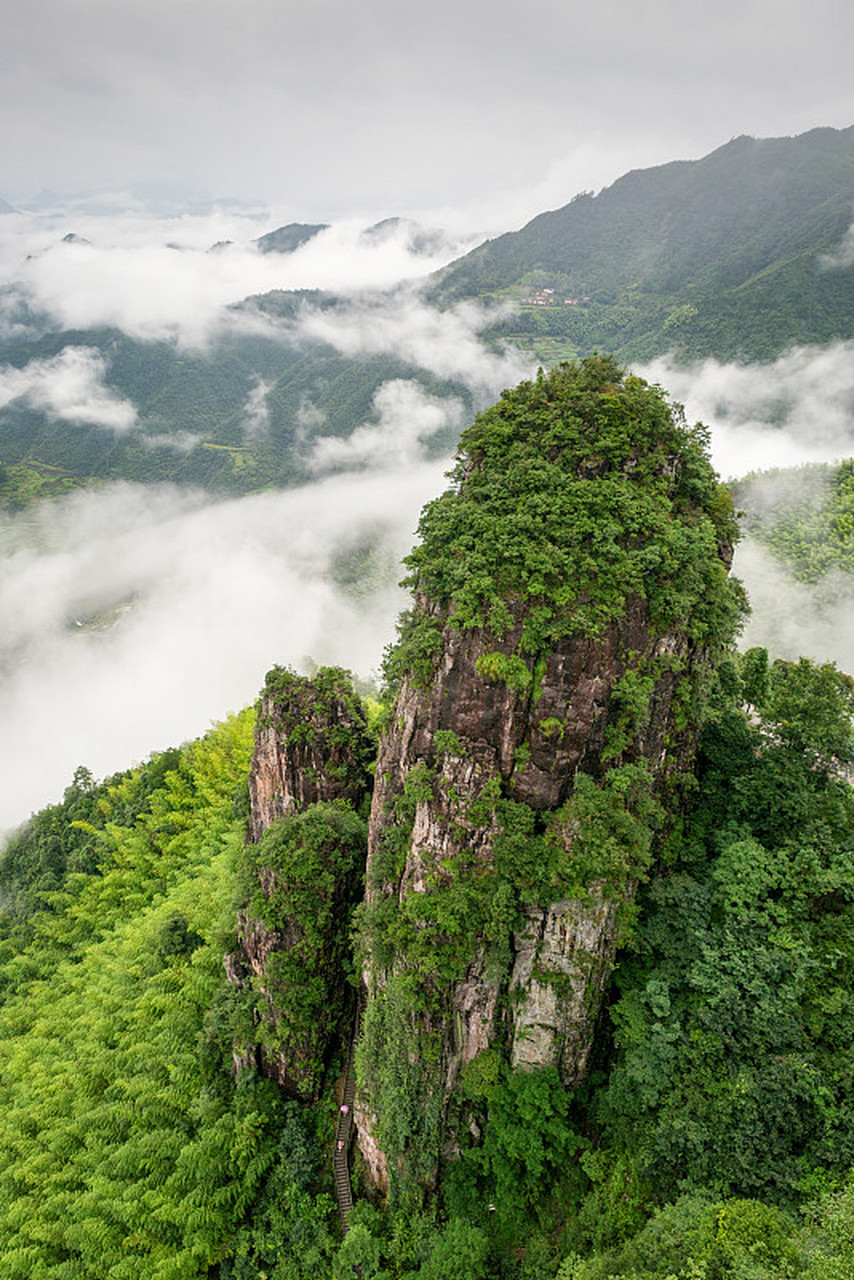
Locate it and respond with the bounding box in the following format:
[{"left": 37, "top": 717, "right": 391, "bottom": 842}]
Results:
[
  {"left": 0, "top": 314, "right": 470, "bottom": 501},
  {"left": 430, "top": 126, "right": 854, "bottom": 363}
]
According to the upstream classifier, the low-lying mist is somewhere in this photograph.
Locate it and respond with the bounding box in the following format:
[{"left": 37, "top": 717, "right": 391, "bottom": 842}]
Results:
[
  {"left": 0, "top": 462, "right": 447, "bottom": 836},
  {"left": 646, "top": 347, "right": 854, "bottom": 679},
  {"left": 0, "top": 209, "right": 484, "bottom": 348},
  {"left": 640, "top": 344, "right": 854, "bottom": 477},
  {"left": 734, "top": 537, "right": 854, "bottom": 668}
]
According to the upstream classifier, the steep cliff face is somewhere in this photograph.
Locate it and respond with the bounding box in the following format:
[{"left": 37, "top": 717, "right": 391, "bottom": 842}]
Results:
[
  {"left": 367, "top": 590, "right": 704, "bottom": 1089},
  {"left": 227, "top": 666, "right": 374, "bottom": 1100},
  {"left": 246, "top": 665, "right": 374, "bottom": 843},
  {"left": 354, "top": 357, "right": 744, "bottom": 1192}
]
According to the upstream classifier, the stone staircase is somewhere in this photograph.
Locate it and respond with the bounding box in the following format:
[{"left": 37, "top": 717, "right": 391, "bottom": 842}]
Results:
[{"left": 333, "top": 1000, "right": 361, "bottom": 1231}]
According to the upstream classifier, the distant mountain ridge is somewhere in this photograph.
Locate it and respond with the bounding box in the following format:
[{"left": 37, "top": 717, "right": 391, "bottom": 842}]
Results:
[{"left": 430, "top": 125, "right": 854, "bottom": 362}]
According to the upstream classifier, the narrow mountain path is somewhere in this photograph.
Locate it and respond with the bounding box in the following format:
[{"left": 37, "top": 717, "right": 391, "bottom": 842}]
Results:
[{"left": 333, "top": 998, "right": 362, "bottom": 1232}]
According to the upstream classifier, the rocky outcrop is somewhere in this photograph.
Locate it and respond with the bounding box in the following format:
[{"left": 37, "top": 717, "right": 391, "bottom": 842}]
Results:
[
  {"left": 354, "top": 358, "right": 743, "bottom": 1194},
  {"left": 372, "top": 592, "right": 695, "bottom": 816},
  {"left": 509, "top": 890, "right": 625, "bottom": 1083},
  {"left": 247, "top": 666, "right": 374, "bottom": 843},
  {"left": 362, "top": 595, "right": 697, "bottom": 1102},
  {"left": 227, "top": 666, "right": 373, "bottom": 1100},
  {"left": 352, "top": 1101, "right": 391, "bottom": 1196}
]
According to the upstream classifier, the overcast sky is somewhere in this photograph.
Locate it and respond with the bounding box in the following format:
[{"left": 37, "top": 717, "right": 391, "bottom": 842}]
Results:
[{"left": 4, "top": 0, "right": 854, "bottom": 229}]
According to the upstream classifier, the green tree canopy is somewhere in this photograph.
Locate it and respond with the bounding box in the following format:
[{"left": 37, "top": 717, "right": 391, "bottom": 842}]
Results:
[{"left": 389, "top": 356, "right": 743, "bottom": 684}]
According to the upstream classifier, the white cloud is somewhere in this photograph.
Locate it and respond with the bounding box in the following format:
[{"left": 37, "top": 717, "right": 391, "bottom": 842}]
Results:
[
  {"left": 310, "top": 379, "right": 465, "bottom": 473},
  {"left": 0, "top": 462, "right": 450, "bottom": 836},
  {"left": 0, "top": 346, "right": 137, "bottom": 430},
  {"left": 241, "top": 377, "right": 272, "bottom": 439},
  {"left": 296, "top": 396, "right": 326, "bottom": 433},
  {"left": 735, "top": 537, "right": 854, "bottom": 672},
  {"left": 637, "top": 343, "right": 854, "bottom": 480},
  {"left": 2, "top": 212, "right": 483, "bottom": 348},
  {"left": 140, "top": 430, "right": 204, "bottom": 453},
  {"left": 819, "top": 220, "right": 854, "bottom": 270},
  {"left": 298, "top": 291, "right": 536, "bottom": 404}
]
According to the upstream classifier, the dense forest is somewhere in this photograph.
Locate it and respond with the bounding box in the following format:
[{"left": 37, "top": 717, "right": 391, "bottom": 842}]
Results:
[
  {"left": 2, "top": 659, "right": 854, "bottom": 1278},
  {"left": 3, "top": 360, "right": 854, "bottom": 1278}
]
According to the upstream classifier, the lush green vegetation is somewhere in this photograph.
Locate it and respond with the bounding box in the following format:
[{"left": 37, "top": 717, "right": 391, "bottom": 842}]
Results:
[
  {"left": 3, "top": 648, "right": 854, "bottom": 1277},
  {"left": 6, "top": 652, "right": 854, "bottom": 1276},
  {"left": 586, "top": 652, "right": 854, "bottom": 1216},
  {"left": 388, "top": 355, "right": 742, "bottom": 684},
  {"left": 357, "top": 650, "right": 854, "bottom": 1278},
  {"left": 0, "top": 706, "right": 363, "bottom": 1279},
  {"left": 236, "top": 803, "right": 368, "bottom": 1100},
  {"left": 0, "top": 461, "right": 83, "bottom": 511},
  {"left": 257, "top": 664, "right": 377, "bottom": 799},
  {"left": 226, "top": 664, "right": 374, "bottom": 1106},
  {"left": 0, "top": 711, "right": 302, "bottom": 1278}
]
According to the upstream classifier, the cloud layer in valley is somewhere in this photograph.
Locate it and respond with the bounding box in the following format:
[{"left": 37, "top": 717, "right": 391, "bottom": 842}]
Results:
[
  {"left": 0, "top": 461, "right": 450, "bottom": 836},
  {"left": 0, "top": 211, "right": 483, "bottom": 348},
  {"left": 734, "top": 537, "right": 854, "bottom": 672},
  {"left": 643, "top": 347, "right": 854, "bottom": 678},
  {"left": 309, "top": 380, "right": 466, "bottom": 473},
  {"left": 0, "top": 209, "right": 533, "bottom": 482},
  {"left": 294, "top": 292, "right": 534, "bottom": 404}
]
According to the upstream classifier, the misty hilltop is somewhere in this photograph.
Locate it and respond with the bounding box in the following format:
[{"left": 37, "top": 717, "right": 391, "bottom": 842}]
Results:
[
  {"left": 253, "top": 223, "right": 330, "bottom": 254},
  {"left": 3, "top": 125, "right": 854, "bottom": 504}
]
